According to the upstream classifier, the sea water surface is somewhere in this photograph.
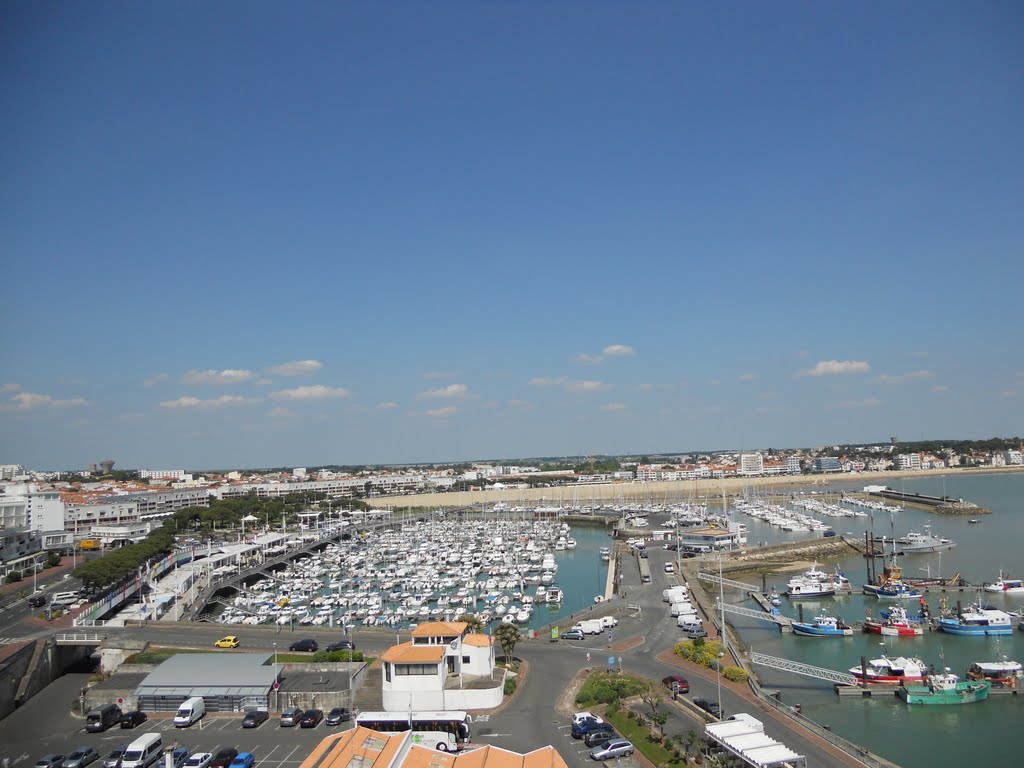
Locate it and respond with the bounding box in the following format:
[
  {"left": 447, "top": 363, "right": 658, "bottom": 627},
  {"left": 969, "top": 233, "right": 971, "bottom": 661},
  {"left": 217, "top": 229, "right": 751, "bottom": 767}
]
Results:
[{"left": 722, "top": 471, "right": 1024, "bottom": 768}]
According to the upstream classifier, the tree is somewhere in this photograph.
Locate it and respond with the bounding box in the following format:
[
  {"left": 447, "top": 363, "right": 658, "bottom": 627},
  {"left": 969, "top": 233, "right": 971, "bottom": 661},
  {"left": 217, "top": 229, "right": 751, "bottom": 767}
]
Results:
[
  {"left": 494, "top": 623, "right": 521, "bottom": 662},
  {"left": 640, "top": 682, "right": 668, "bottom": 738},
  {"left": 457, "top": 613, "right": 485, "bottom": 633}
]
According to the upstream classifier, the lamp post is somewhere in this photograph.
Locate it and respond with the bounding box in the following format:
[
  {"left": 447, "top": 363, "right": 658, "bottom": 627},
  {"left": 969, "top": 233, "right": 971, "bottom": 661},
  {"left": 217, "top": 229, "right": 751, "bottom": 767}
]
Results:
[
  {"left": 273, "top": 642, "right": 279, "bottom": 713},
  {"left": 716, "top": 652, "right": 725, "bottom": 720}
]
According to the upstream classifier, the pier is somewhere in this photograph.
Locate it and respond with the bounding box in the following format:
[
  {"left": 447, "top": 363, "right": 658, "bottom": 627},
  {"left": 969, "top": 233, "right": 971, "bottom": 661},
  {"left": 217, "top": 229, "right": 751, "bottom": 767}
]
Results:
[{"left": 868, "top": 489, "right": 989, "bottom": 516}]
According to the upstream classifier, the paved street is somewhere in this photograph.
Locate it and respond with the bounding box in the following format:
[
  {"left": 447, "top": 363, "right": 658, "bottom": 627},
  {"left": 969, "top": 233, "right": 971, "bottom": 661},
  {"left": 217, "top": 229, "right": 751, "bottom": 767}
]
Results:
[{"left": 0, "top": 541, "right": 873, "bottom": 768}]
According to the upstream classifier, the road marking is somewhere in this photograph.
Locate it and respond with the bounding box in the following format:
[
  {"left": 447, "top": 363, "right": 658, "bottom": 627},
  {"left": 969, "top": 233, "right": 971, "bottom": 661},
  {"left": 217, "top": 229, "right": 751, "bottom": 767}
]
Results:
[{"left": 472, "top": 734, "right": 511, "bottom": 738}]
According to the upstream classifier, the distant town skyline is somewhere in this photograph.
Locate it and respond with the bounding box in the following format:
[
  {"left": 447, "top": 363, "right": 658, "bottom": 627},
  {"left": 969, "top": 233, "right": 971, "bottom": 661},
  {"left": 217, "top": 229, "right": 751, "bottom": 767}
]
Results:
[{"left": 2, "top": 3, "right": 1021, "bottom": 469}]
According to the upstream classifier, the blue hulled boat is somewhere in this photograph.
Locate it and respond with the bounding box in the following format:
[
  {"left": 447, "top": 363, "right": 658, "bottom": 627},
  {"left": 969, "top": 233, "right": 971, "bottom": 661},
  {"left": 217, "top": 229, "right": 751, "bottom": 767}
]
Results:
[{"left": 791, "top": 615, "right": 853, "bottom": 637}]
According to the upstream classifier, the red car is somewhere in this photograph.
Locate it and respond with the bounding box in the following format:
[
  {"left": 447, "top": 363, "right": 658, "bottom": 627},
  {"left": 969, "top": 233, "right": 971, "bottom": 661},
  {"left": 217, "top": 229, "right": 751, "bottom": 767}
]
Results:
[{"left": 661, "top": 675, "right": 689, "bottom": 693}]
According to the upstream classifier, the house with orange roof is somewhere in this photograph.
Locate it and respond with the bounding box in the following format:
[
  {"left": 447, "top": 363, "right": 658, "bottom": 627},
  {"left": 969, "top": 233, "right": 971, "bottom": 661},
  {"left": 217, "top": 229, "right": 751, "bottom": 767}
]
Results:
[
  {"left": 382, "top": 622, "right": 502, "bottom": 711},
  {"left": 296, "top": 727, "right": 567, "bottom": 768}
]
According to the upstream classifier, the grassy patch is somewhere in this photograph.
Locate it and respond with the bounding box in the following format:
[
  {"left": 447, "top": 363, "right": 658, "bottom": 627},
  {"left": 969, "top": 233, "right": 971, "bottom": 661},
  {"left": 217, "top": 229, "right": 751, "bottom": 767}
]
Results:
[
  {"left": 604, "top": 709, "right": 679, "bottom": 766},
  {"left": 575, "top": 672, "right": 650, "bottom": 707}
]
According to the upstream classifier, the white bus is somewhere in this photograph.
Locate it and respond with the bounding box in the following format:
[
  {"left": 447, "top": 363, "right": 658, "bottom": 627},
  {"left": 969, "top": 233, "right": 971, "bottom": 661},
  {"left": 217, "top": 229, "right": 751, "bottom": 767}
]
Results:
[{"left": 355, "top": 710, "right": 471, "bottom": 752}]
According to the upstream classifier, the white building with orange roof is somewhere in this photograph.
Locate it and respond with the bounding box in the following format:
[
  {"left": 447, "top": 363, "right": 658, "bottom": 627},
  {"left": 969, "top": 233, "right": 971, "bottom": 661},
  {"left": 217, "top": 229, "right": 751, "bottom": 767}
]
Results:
[
  {"left": 297, "top": 727, "right": 567, "bottom": 768},
  {"left": 382, "top": 621, "right": 503, "bottom": 711}
]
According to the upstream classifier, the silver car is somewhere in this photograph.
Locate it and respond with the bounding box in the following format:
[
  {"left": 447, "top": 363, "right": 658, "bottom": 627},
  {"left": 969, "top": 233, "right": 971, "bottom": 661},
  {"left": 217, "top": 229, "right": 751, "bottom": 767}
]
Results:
[
  {"left": 102, "top": 748, "right": 127, "bottom": 768},
  {"left": 589, "top": 740, "right": 634, "bottom": 761},
  {"left": 63, "top": 748, "right": 100, "bottom": 768}
]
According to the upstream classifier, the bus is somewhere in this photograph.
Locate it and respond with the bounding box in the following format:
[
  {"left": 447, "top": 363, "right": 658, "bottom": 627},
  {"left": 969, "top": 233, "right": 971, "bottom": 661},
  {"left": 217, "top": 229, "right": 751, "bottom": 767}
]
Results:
[{"left": 355, "top": 711, "right": 471, "bottom": 752}]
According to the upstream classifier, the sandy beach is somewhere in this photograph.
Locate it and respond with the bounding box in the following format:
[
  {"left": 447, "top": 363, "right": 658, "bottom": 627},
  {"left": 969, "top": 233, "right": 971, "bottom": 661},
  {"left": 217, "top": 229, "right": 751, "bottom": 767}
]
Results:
[{"left": 375, "top": 466, "right": 1024, "bottom": 509}]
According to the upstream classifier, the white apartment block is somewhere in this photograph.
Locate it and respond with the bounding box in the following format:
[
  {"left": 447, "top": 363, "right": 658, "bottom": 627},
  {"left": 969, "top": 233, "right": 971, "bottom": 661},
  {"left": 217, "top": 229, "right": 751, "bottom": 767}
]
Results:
[
  {"left": 1000, "top": 450, "right": 1023, "bottom": 466},
  {"left": 64, "top": 499, "right": 141, "bottom": 536},
  {"left": 785, "top": 456, "right": 802, "bottom": 474},
  {"left": 216, "top": 475, "right": 427, "bottom": 500},
  {"left": 0, "top": 483, "right": 64, "bottom": 532},
  {"left": 0, "top": 464, "right": 26, "bottom": 480},
  {"left": 739, "top": 453, "right": 764, "bottom": 476},
  {"left": 895, "top": 453, "right": 923, "bottom": 470},
  {"left": 139, "top": 469, "right": 189, "bottom": 481}
]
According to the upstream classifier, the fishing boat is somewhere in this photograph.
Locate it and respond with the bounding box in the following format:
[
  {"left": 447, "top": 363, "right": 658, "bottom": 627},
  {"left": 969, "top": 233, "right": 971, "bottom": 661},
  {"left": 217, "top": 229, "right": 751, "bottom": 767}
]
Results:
[
  {"left": 785, "top": 572, "right": 837, "bottom": 598},
  {"left": 791, "top": 615, "right": 853, "bottom": 637},
  {"left": 966, "top": 657, "right": 1024, "bottom": 688},
  {"left": 898, "top": 669, "right": 991, "bottom": 704},
  {"left": 864, "top": 604, "right": 926, "bottom": 636},
  {"left": 936, "top": 600, "right": 1014, "bottom": 636},
  {"left": 897, "top": 526, "right": 957, "bottom": 555},
  {"left": 863, "top": 556, "right": 921, "bottom": 599},
  {"left": 599, "top": 547, "right": 611, "bottom": 562},
  {"left": 983, "top": 572, "right": 1024, "bottom": 594},
  {"left": 849, "top": 655, "right": 927, "bottom": 684}
]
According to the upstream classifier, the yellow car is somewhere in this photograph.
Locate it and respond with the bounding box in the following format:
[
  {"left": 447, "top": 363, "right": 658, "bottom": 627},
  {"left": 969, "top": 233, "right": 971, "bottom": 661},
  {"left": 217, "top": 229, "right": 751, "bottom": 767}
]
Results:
[{"left": 214, "top": 635, "right": 240, "bottom": 649}]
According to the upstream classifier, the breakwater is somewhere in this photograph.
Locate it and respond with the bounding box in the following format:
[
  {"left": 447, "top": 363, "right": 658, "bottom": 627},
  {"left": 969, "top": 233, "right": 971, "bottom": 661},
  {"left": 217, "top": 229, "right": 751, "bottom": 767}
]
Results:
[
  {"left": 716, "top": 536, "right": 863, "bottom": 576},
  {"left": 869, "top": 489, "right": 989, "bottom": 516}
]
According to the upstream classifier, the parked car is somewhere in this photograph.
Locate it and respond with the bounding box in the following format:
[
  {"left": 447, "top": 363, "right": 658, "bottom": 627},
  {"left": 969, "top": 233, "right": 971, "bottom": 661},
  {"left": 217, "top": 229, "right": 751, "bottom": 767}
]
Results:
[
  {"left": 183, "top": 755, "right": 212, "bottom": 768},
  {"left": 661, "top": 675, "right": 690, "bottom": 693},
  {"left": 664, "top": 563, "right": 675, "bottom": 573},
  {"left": 572, "top": 720, "right": 614, "bottom": 740},
  {"left": 280, "top": 707, "right": 303, "bottom": 727},
  {"left": 641, "top": 574, "right": 651, "bottom": 583},
  {"left": 37, "top": 756, "right": 65, "bottom": 768},
  {"left": 300, "top": 709, "right": 324, "bottom": 728},
  {"left": 572, "top": 712, "right": 603, "bottom": 726},
  {"left": 29, "top": 594, "right": 48, "bottom": 607},
  {"left": 693, "top": 698, "right": 722, "bottom": 717},
  {"left": 172, "top": 749, "right": 190, "bottom": 768},
  {"left": 639, "top": 549, "right": 649, "bottom": 559},
  {"left": 325, "top": 640, "right": 355, "bottom": 652},
  {"left": 228, "top": 754, "right": 254, "bottom": 768},
  {"left": 242, "top": 710, "right": 269, "bottom": 729},
  {"left": 686, "top": 626, "right": 708, "bottom": 639},
  {"left": 102, "top": 749, "right": 126, "bottom": 768},
  {"left": 589, "top": 740, "right": 634, "bottom": 761},
  {"left": 210, "top": 749, "right": 238, "bottom": 768},
  {"left": 62, "top": 748, "right": 99, "bottom": 768},
  {"left": 583, "top": 730, "right": 619, "bottom": 748},
  {"left": 561, "top": 629, "right": 585, "bottom": 641},
  {"left": 325, "top": 707, "right": 351, "bottom": 726},
  {"left": 288, "top": 638, "right": 318, "bottom": 652},
  {"left": 119, "top": 711, "right": 147, "bottom": 729},
  {"left": 214, "top": 636, "right": 239, "bottom": 649}
]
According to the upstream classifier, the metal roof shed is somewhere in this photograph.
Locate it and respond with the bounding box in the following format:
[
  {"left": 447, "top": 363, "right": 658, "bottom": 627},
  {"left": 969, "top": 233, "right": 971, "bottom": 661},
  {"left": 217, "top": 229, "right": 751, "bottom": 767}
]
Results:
[{"left": 136, "top": 653, "right": 276, "bottom": 713}]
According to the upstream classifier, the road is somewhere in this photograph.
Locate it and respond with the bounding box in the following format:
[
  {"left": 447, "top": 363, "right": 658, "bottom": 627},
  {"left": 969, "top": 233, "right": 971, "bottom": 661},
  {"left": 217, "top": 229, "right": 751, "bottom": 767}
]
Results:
[{"left": 0, "top": 540, "right": 873, "bottom": 768}]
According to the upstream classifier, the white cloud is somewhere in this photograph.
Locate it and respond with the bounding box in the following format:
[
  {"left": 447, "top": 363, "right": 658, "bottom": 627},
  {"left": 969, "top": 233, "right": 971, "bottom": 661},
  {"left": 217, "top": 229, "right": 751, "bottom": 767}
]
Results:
[
  {"left": 425, "top": 406, "right": 457, "bottom": 418},
  {"left": 599, "top": 402, "right": 627, "bottom": 411},
  {"left": 267, "top": 360, "right": 323, "bottom": 377},
  {"left": 739, "top": 373, "right": 757, "bottom": 381},
  {"left": 5, "top": 392, "right": 90, "bottom": 411},
  {"left": 255, "top": 378, "right": 273, "bottom": 387},
  {"left": 710, "top": 378, "right": 721, "bottom": 386},
  {"left": 143, "top": 373, "right": 168, "bottom": 387},
  {"left": 566, "top": 379, "right": 607, "bottom": 392},
  {"left": 575, "top": 353, "right": 604, "bottom": 365},
  {"left": 602, "top": 344, "right": 635, "bottom": 357},
  {"left": 932, "top": 385, "right": 949, "bottom": 393},
  {"left": 839, "top": 397, "right": 881, "bottom": 408},
  {"left": 529, "top": 377, "right": 567, "bottom": 388},
  {"left": 0, "top": 382, "right": 20, "bottom": 393},
  {"left": 423, "top": 371, "right": 459, "bottom": 380},
  {"left": 270, "top": 385, "right": 351, "bottom": 401},
  {"left": 636, "top": 383, "right": 655, "bottom": 392},
  {"left": 507, "top": 399, "right": 532, "bottom": 409},
  {"left": 876, "top": 370, "right": 932, "bottom": 385},
  {"left": 270, "top": 406, "right": 293, "bottom": 418},
  {"left": 183, "top": 368, "right": 255, "bottom": 385},
  {"left": 377, "top": 401, "right": 400, "bottom": 409},
  {"left": 160, "top": 394, "right": 261, "bottom": 409},
  {"left": 802, "top": 360, "right": 871, "bottom": 377},
  {"left": 417, "top": 383, "right": 469, "bottom": 400}
]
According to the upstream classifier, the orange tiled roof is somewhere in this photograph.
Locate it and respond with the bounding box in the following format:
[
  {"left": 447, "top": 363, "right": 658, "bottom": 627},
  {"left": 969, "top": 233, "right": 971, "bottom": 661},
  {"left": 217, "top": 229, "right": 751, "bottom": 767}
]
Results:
[
  {"left": 404, "top": 744, "right": 567, "bottom": 768},
  {"left": 297, "top": 727, "right": 405, "bottom": 768},
  {"left": 410, "top": 621, "right": 468, "bottom": 637},
  {"left": 381, "top": 643, "right": 445, "bottom": 664},
  {"left": 462, "top": 634, "right": 492, "bottom": 648}
]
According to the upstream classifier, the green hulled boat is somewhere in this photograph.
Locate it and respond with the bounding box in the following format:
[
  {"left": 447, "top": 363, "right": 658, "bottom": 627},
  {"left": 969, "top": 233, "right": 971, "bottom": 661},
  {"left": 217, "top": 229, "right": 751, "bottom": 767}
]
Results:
[{"left": 898, "top": 670, "right": 991, "bottom": 705}]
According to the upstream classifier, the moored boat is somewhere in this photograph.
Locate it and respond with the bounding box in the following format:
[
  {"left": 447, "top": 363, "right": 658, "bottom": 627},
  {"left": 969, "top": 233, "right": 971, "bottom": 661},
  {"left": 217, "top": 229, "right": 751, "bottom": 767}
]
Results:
[
  {"left": 791, "top": 615, "right": 853, "bottom": 637},
  {"left": 898, "top": 669, "right": 990, "bottom": 704},
  {"left": 966, "top": 658, "right": 1023, "bottom": 688},
  {"left": 936, "top": 601, "right": 1014, "bottom": 636},
  {"left": 983, "top": 572, "right": 1024, "bottom": 594},
  {"left": 864, "top": 604, "right": 926, "bottom": 636},
  {"left": 849, "top": 655, "right": 927, "bottom": 684}
]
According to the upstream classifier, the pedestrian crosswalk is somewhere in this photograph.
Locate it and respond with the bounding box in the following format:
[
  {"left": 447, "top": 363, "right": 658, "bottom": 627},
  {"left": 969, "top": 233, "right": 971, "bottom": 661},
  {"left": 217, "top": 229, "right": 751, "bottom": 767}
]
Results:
[{"left": 0, "top": 637, "right": 25, "bottom": 645}]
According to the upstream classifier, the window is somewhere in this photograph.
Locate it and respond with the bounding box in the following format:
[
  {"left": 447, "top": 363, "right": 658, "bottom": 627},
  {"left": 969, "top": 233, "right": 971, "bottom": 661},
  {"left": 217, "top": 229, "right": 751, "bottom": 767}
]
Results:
[{"left": 462, "top": 656, "right": 470, "bottom": 664}]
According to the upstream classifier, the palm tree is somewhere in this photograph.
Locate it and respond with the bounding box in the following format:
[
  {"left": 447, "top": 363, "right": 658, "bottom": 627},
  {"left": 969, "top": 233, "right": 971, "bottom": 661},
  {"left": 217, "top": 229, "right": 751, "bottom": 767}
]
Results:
[
  {"left": 457, "top": 613, "right": 485, "bottom": 633},
  {"left": 494, "top": 623, "right": 521, "bottom": 663}
]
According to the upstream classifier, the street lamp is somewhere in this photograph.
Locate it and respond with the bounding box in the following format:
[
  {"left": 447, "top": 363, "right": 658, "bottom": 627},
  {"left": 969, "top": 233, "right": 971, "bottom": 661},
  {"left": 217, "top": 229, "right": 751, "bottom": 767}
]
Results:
[
  {"left": 273, "top": 642, "right": 279, "bottom": 713},
  {"left": 716, "top": 652, "right": 725, "bottom": 720}
]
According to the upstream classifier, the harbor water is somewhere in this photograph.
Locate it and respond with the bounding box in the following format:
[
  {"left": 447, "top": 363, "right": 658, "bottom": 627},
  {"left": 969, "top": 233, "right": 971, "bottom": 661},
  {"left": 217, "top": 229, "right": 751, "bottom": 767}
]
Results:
[{"left": 725, "top": 471, "right": 1024, "bottom": 768}]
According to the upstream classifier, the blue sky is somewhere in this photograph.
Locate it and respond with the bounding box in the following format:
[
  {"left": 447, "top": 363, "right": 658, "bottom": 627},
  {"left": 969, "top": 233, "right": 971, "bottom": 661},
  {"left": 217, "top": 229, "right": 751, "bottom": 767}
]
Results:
[{"left": 2, "top": 2, "right": 1022, "bottom": 470}]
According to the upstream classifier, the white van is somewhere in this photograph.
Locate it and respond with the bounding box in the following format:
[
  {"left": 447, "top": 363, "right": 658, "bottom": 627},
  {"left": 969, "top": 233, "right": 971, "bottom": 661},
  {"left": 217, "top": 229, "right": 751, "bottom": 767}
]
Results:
[
  {"left": 51, "top": 591, "right": 80, "bottom": 606},
  {"left": 670, "top": 601, "right": 697, "bottom": 618},
  {"left": 121, "top": 734, "right": 163, "bottom": 768},
  {"left": 662, "top": 587, "right": 688, "bottom": 603},
  {"left": 173, "top": 696, "right": 205, "bottom": 727},
  {"left": 678, "top": 616, "right": 704, "bottom": 631}
]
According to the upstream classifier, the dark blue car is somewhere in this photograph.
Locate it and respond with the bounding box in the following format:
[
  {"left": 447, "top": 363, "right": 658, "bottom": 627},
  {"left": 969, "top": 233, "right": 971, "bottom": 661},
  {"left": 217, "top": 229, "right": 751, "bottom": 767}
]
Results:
[{"left": 572, "top": 719, "right": 615, "bottom": 740}]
